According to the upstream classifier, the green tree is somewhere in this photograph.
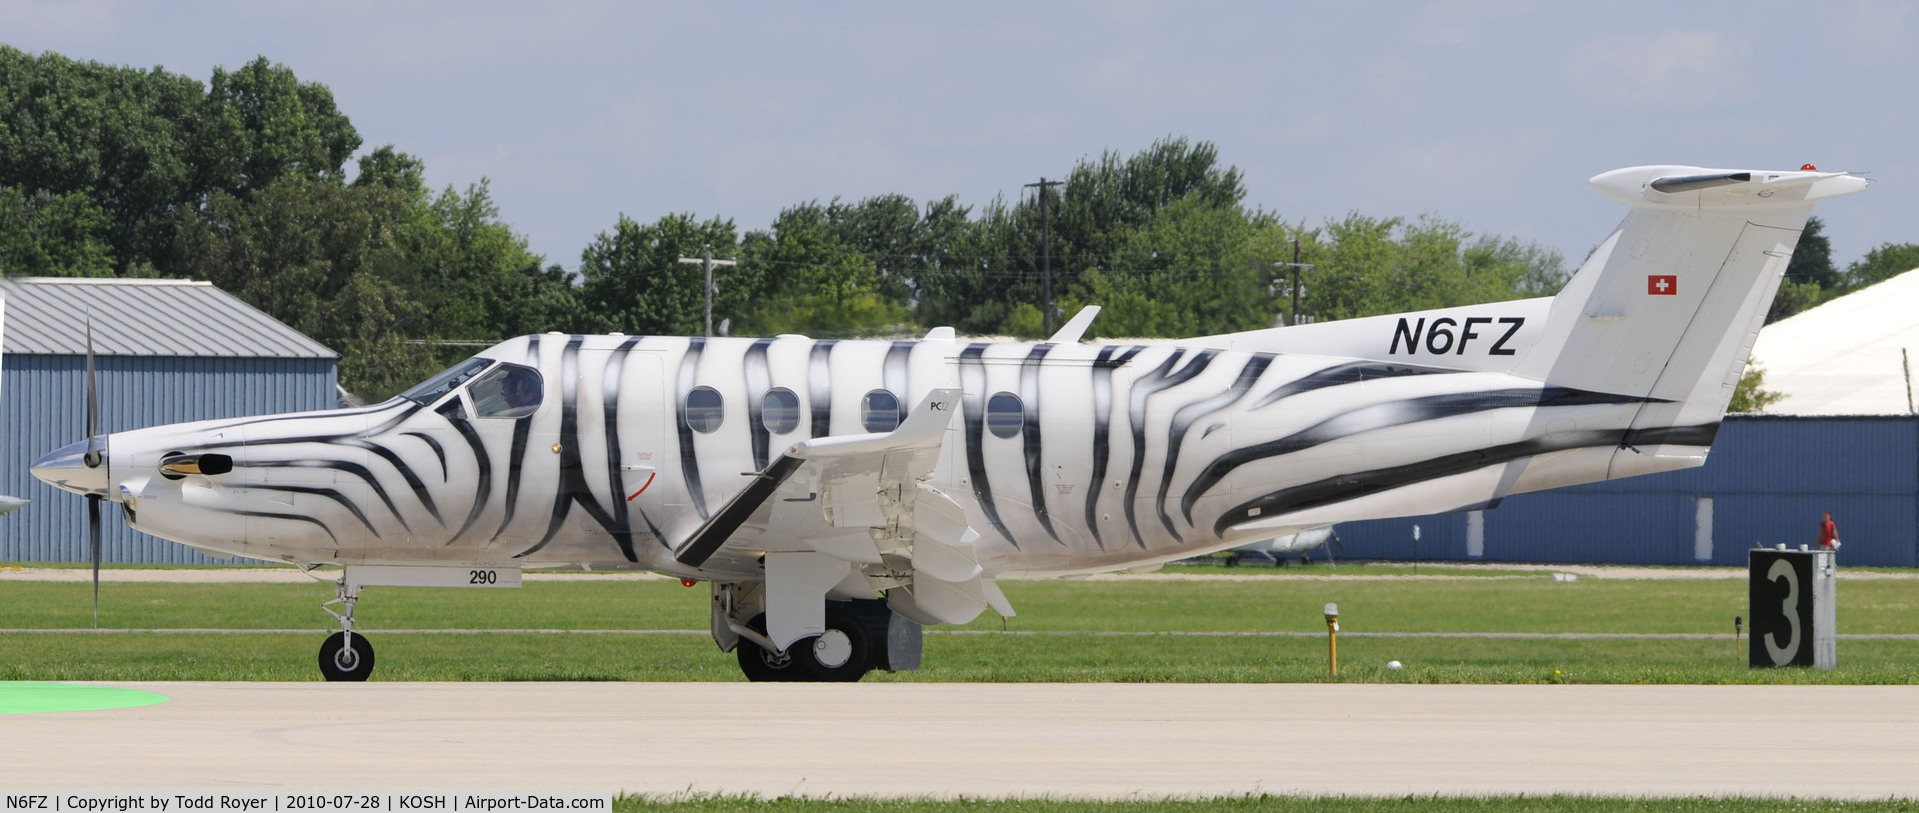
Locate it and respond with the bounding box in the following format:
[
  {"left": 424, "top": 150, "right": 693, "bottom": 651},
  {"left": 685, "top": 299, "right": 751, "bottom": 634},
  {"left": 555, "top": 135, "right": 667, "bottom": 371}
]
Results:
[
  {"left": 1766, "top": 216, "right": 1838, "bottom": 323},
  {"left": 196, "top": 56, "right": 360, "bottom": 197},
  {"left": 912, "top": 192, "right": 1022, "bottom": 334},
  {"left": 1072, "top": 197, "right": 1280, "bottom": 338},
  {"left": 386, "top": 177, "right": 580, "bottom": 341},
  {"left": 1301, "top": 214, "right": 1565, "bottom": 323},
  {"left": 1765, "top": 279, "right": 1822, "bottom": 324},
  {"left": 578, "top": 213, "right": 739, "bottom": 336},
  {"left": 738, "top": 202, "right": 911, "bottom": 336},
  {"left": 915, "top": 136, "right": 1257, "bottom": 337},
  {"left": 819, "top": 194, "right": 919, "bottom": 305},
  {"left": 1056, "top": 136, "right": 1245, "bottom": 263},
  {"left": 1728, "top": 363, "right": 1784, "bottom": 413},
  {"left": 1783, "top": 216, "right": 1837, "bottom": 290},
  {"left": 351, "top": 145, "right": 429, "bottom": 198},
  {"left": 0, "top": 48, "right": 359, "bottom": 277},
  {"left": 0, "top": 46, "right": 205, "bottom": 274},
  {"left": 171, "top": 174, "right": 437, "bottom": 399},
  {"left": 0, "top": 186, "right": 116, "bottom": 276},
  {"left": 1842, "top": 242, "right": 1919, "bottom": 292}
]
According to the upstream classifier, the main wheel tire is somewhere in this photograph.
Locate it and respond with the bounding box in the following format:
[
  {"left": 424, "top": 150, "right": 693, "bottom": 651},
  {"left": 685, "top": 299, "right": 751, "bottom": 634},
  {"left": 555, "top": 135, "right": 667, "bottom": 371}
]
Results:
[
  {"left": 736, "top": 614, "right": 805, "bottom": 682},
  {"left": 801, "top": 608, "right": 872, "bottom": 682},
  {"left": 318, "top": 631, "right": 375, "bottom": 682}
]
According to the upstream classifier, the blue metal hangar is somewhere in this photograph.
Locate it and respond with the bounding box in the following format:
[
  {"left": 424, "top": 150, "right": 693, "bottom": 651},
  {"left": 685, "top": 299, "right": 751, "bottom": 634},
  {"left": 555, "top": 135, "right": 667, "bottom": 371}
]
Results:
[
  {"left": 1, "top": 277, "right": 339, "bottom": 564},
  {"left": 1333, "top": 415, "right": 1918, "bottom": 568},
  {"left": 1333, "top": 271, "right": 1919, "bottom": 569}
]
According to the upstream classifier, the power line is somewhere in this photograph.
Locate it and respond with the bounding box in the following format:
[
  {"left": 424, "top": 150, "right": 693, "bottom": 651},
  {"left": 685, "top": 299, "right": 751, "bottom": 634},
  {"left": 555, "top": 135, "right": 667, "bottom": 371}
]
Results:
[
  {"left": 677, "top": 246, "right": 737, "bottom": 337},
  {"left": 1023, "top": 177, "right": 1064, "bottom": 335}
]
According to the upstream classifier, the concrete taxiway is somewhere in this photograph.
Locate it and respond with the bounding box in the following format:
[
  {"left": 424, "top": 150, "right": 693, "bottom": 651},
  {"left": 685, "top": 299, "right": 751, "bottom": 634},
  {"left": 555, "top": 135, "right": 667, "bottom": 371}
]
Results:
[{"left": 6, "top": 682, "right": 1917, "bottom": 799}]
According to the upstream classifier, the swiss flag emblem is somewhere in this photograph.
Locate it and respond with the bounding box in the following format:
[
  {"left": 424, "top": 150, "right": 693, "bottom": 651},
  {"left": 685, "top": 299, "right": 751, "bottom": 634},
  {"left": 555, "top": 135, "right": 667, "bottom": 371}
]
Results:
[{"left": 1648, "top": 275, "right": 1677, "bottom": 295}]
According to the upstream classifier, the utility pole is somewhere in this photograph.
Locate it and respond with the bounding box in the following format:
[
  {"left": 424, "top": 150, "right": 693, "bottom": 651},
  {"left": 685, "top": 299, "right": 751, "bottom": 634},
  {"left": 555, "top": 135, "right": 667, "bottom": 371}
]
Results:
[
  {"left": 1024, "top": 177, "right": 1063, "bottom": 336},
  {"left": 678, "top": 246, "right": 737, "bottom": 337},
  {"left": 1273, "top": 238, "right": 1315, "bottom": 326}
]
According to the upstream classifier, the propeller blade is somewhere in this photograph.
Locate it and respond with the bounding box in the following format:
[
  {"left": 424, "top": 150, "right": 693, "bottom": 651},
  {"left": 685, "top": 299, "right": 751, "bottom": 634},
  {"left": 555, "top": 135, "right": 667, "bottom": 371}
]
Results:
[
  {"left": 84, "top": 316, "right": 100, "bottom": 469},
  {"left": 84, "top": 313, "right": 104, "bottom": 626},
  {"left": 89, "top": 494, "right": 101, "bottom": 628}
]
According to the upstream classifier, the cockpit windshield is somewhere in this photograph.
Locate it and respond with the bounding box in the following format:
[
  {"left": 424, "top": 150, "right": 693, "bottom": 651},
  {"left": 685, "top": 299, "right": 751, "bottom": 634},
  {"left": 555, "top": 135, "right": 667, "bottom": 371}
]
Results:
[{"left": 398, "top": 358, "right": 492, "bottom": 405}]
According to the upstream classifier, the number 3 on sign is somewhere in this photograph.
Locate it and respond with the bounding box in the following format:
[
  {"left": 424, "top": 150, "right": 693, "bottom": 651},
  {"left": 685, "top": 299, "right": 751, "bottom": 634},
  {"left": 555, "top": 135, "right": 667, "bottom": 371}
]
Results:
[{"left": 1764, "top": 559, "right": 1800, "bottom": 665}]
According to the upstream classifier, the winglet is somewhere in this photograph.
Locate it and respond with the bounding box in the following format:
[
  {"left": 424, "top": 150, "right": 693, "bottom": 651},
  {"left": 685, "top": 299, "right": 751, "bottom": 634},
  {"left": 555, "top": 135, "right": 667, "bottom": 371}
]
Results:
[{"left": 1047, "top": 306, "right": 1101, "bottom": 344}]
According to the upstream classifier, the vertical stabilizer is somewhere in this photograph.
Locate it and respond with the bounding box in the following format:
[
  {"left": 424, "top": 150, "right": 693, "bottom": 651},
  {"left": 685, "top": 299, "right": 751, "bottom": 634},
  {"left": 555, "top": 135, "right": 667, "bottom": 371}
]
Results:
[{"left": 1514, "top": 165, "right": 1868, "bottom": 475}]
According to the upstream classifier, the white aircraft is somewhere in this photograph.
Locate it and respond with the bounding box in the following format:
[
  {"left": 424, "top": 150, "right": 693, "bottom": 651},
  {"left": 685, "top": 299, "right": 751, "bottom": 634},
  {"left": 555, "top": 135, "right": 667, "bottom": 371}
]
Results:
[
  {"left": 32, "top": 165, "right": 1865, "bottom": 681},
  {"left": 1225, "top": 527, "right": 1334, "bottom": 566}
]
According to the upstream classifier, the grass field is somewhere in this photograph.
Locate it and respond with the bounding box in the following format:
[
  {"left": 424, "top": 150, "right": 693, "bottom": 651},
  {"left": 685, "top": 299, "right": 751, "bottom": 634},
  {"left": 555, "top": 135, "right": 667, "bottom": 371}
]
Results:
[{"left": 3, "top": 566, "right": 1916, "bottom": 683}]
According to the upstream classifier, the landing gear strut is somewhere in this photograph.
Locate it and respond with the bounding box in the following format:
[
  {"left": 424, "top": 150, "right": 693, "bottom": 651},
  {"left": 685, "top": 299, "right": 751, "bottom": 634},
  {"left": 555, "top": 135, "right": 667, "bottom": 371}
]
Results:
[
  {"left": 319, "top": 580, "right": 375, "bottom": 681},
  {"left": 734, "top": 614, "right": 804, "bottom": 682}
]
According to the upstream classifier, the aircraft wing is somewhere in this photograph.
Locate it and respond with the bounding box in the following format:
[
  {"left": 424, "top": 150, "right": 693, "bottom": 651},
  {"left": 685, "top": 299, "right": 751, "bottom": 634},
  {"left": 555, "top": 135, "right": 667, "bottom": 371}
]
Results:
[{"left": 672, "top": 387, "right": 1012, "bottom": 644}]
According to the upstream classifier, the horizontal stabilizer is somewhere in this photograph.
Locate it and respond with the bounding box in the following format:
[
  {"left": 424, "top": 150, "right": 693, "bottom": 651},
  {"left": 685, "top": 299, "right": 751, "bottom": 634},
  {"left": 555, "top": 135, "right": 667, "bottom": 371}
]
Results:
[{"left": 1590, "top": 165, "right": 1867, "bottom": 211}]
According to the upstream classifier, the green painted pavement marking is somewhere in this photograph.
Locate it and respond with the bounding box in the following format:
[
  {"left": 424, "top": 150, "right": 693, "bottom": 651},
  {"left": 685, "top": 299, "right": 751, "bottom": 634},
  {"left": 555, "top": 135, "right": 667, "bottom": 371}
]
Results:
[{"left": 0, "top": 682, "right": 168, "bottom": 714}]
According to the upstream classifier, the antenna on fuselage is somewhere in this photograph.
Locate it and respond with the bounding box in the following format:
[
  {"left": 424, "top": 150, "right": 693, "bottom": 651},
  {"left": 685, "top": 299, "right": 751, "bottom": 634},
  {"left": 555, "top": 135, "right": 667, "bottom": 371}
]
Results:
[{"left": 1046, "top": 306, "right": 1102, "bottom": 344}]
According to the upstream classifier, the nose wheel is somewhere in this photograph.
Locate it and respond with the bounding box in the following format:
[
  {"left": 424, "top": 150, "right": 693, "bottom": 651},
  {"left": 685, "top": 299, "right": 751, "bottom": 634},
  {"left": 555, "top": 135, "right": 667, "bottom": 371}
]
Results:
[
  {"left": 318, "top": 630, "right": 375, "bottom": 681},
  {"left": 319, "top": 579, "right": 375, "bottom": 681}
]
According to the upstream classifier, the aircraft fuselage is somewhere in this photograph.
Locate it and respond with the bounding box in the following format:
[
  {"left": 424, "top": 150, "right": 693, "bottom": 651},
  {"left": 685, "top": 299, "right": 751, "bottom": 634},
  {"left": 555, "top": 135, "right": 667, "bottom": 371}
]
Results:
[{"left": 55, "top": 326, "right": 1662, "bottom": 580}]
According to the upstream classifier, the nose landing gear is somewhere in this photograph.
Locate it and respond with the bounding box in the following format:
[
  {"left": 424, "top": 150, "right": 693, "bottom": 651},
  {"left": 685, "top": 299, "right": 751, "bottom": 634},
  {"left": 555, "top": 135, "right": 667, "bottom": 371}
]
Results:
[{"left": 319, "top": 580, "right": 374, "bottom": 682}]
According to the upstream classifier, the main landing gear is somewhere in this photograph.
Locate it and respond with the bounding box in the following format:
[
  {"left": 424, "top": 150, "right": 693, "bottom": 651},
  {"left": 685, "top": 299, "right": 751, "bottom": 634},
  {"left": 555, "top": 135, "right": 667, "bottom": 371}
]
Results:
[
  {"left": 319, "top": 580, "right": 374, "bottom": 682},
  {"left": 718, "top": 585, "right": 916, "bottom": 683},
  {"left": 734, "top": 608, "right": 874, "bottom": 682}
]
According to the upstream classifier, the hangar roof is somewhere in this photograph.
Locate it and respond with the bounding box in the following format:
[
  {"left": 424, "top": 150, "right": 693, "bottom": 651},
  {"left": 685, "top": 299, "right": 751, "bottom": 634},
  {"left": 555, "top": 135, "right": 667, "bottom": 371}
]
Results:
[
  {"left": 1749, "top": 267, "right": 1919, "bottom": 415},
  {"left": 0, "top": 277, "right": 336, "bottom": 359}
]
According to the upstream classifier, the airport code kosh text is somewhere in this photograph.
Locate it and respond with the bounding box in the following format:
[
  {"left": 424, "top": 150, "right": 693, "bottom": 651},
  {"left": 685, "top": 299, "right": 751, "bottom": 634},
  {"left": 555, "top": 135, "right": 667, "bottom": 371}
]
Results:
[{"left": 4, "top": 797, "right": 608, "bottom": 813}]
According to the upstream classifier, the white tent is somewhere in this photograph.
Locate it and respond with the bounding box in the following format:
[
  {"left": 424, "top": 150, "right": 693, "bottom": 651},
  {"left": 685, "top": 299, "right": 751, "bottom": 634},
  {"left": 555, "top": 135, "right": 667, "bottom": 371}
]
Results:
[{"left": 1747, "top": 268, "right": 1919, "bottom": 415}]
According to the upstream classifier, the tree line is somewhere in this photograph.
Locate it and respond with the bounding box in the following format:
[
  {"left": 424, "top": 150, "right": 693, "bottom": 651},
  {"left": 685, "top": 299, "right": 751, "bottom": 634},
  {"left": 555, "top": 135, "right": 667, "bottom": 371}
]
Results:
[
  {"left": 1769, "top": 216, "right": 1919, "bottom": 323},
  {"left": 10, "top": 48, "right": 1905, "bottom": 404}
]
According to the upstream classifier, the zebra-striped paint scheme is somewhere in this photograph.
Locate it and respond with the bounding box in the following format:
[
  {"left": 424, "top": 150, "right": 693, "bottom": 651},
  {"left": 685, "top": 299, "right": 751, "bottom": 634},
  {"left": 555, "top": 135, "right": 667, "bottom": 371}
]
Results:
[
  {"left": 74, "top": 330, "right": 1668, "bottom": 578},
  {"left": 31, "top": 165, "right": 1869, "bottom": 678}
]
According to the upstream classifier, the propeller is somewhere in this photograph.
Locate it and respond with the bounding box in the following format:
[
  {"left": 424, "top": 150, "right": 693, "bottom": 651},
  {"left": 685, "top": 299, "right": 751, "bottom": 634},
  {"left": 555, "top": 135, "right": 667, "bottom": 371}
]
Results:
[{"left": 83, "top": 316, "right": 103, "bottom": 627}]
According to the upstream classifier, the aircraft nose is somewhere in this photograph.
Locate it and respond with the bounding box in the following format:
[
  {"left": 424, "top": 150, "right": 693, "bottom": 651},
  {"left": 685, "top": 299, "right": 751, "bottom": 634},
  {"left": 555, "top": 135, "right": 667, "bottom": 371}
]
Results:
[{"left": 31, "top": 437, "right": 111, "bottom": 496}]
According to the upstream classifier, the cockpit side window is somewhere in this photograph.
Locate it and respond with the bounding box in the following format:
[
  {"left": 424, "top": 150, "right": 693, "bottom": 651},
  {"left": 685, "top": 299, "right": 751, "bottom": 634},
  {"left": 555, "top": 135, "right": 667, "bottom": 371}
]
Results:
[
  {"left": 467, "top": 363, "right": 544, "bottom": 419},
  {"left": 401, "top": 358, "right": 492, "bottom": 405}
]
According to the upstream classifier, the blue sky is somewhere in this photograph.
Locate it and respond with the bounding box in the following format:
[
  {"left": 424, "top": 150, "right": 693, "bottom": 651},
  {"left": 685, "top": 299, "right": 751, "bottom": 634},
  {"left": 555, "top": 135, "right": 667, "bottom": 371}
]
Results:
[{"left": 5, "top": 1, "right": 1912, "bottom": 273}]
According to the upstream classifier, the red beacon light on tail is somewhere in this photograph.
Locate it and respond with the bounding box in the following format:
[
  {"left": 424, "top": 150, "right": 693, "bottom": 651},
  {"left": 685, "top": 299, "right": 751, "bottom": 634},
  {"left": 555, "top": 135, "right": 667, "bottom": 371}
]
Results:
[{"left": 1801, "top": 164, "right": 1817, "bottom": 171}]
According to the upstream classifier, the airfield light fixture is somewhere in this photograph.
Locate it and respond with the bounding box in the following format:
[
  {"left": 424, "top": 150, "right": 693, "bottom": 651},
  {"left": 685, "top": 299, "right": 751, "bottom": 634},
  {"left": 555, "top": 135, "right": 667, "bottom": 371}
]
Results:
[{"left": 1324, "top": 602, "right": 1340, "bottom": 676}]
